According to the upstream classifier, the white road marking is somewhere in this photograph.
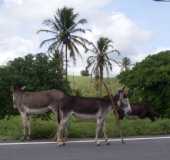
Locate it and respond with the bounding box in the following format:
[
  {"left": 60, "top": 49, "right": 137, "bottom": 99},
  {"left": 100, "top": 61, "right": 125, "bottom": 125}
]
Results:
[{"left": 0, "top": 136, "right": 170, "bottom": 146}]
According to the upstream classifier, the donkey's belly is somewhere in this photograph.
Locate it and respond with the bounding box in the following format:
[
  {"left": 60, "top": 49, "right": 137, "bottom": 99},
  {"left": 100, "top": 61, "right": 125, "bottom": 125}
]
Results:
[
  {"left": 73, "top": 112, "right": 97, "bottom": 119},
  {"left": 24, "top": 106, "right": 50, "bottom": 114}
]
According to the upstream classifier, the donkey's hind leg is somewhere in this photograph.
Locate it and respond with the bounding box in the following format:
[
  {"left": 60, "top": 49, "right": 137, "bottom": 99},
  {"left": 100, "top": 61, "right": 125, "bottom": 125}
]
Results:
[
  {"left": 57, "top": 114, "right": 70, "bottom": 146},
  {"left": 50, "top": 107, "right": 60, "bottom": 141},
  {"left": 102, "top": 121, "right": 110, "bottom": 145}
]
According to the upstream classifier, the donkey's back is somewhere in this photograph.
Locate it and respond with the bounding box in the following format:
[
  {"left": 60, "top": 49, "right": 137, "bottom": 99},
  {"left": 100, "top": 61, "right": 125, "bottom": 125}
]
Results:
[
  {"left": 61, "top": 96, "right": 111, "bottom": 113},
  {"left": 21, "top": 89, "right": 64, "bottom": 108}
]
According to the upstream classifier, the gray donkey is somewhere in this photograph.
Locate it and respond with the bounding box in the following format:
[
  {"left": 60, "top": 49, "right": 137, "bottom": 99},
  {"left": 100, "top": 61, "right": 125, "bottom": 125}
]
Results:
[{"left": 12, "top": 85, "right": 64, "bottom": 140}]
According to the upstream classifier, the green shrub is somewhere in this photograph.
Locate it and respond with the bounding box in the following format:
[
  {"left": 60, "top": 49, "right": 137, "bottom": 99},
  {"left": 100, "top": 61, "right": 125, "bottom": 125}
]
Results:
[
  {"left": 118, "top": 51, "right": 170, "bottom": 117},
  {"left": 0, "top": 53, "right": 71, "bottom": 118}
]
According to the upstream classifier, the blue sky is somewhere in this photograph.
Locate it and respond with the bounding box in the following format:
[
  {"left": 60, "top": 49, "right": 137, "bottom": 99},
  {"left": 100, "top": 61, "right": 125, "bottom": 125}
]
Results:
[
  {"left": 0, "top": 0, "right": 170, "bottom": 75},
  {"left": 112, "top": 0, "right": 170, "bottom": 49}
]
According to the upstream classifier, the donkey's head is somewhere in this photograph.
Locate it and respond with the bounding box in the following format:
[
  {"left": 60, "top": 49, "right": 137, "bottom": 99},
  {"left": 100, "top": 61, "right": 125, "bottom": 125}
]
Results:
[
  {"left": 115, "top": 87, "right": 132, "bottom": 116},
  {"left": 11, "top": 85, "right": 25, "bottom": 109}
]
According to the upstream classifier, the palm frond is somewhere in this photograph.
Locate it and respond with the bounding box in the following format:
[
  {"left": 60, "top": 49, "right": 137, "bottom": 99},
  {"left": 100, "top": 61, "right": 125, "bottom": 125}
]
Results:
[
  {"left": 72, "top": 35, "right": 92, "bottom": 45},
  {"left": 47, "top": 39, "right": 62, "bottom": 53},
  {"left": 39, "top": 37, "right": 58, "bottom": 48},
  {"left": 43, "top": 19, "right": 60, "bottom": 31},
  {"left": 37, "top": 29, "right": 58, "bottom": 34},
  {"left": 77, "top": 18, "right": 88, "bottom": 24},
  {"left": 70, "top": 28, "right": 86, "bottom": 34}
]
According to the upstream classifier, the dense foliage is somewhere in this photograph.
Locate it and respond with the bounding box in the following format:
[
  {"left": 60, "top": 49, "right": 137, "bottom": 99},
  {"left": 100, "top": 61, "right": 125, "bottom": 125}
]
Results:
[
  {"left": 0, "top": 53, "right": 70, "bottom": 118},
  {"left": 118, "top": 51, "right": 170, "bottom": 117}
]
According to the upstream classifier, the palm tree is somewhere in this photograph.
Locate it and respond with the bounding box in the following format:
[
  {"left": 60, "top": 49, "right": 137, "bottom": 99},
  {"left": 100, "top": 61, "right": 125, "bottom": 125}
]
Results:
[
  {"left": 86, "top": 37, "right": 120, "bottom": 95},
  {"left": 38, "top": 7, "right": 90, "bottom": 80},
  {"left": 121, "top": 57, "right": 131, "bottom": 72}
]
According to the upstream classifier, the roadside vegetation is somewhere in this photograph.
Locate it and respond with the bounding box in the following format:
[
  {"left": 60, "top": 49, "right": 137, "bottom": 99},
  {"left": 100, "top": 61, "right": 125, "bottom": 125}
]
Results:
[
  {"left": 0, "top": 75, "right": 170, "bottom": 141},
  {"left": 118, "top": 51, "right": 170, "bottom": 117},
  {"left": 0, "top": 114, "right": 170, "bottom": 140}
]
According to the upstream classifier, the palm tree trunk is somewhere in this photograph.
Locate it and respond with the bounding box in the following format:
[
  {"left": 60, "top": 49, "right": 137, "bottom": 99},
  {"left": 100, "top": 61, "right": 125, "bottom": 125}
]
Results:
[
  {"left": 65, "top": 45, "right": 68, "bottom": 80},
  {"left": 99, "top": 67, "right": 103, "bottom": 96},
  {"left": 58, "top": 50, "right": 64, "bottom": 79},
  {"left": 61, "top": 53, "right": 64, "bottom": 77}
]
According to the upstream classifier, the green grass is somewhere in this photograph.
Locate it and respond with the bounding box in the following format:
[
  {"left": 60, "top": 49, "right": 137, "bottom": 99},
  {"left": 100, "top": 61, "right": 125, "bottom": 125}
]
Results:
[
  {"left": 68, "top": 75, "right": 121, "bottom": 96},
  {"left": 0, "top": 116, "right": 57, "bottom": 140},
  {"left": 0, "top": 114, "right": 170, "bottom": 140}
]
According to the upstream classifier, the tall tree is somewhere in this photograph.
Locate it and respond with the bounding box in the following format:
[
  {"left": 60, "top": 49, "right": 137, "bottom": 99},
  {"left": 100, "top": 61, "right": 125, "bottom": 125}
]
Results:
[
  {"left": 38, "top": 7, "right": 90, "bottom": 80},
  {"left": 121, "top": 57, "right": 131, "bottom": 72},
  {"left": 86, "top": 37, "right": 120, "bottom": 95}
]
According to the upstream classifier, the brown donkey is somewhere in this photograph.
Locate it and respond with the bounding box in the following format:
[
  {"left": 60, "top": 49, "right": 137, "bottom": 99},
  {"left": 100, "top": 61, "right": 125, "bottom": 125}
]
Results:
[
  {"left": 57, "top": 88, "right": 131, "bottom": 146},
  {"left": 118, "top": 102, "right": 159, "bottom": 121}
]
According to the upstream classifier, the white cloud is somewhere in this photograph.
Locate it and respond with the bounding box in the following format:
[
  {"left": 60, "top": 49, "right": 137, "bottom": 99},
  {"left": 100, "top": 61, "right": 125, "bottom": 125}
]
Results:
[
  {"left": 84, "top": 12, "right": 152, "bottom": 62},
  {"left": 69, "top": 11, "right": 152, "bottom": 76},
  {"left": 0, "top": 0, "right": 153, "bottom": 76},
  {"left": 0, "top": 36, "right": 37, "bottom": 64}
]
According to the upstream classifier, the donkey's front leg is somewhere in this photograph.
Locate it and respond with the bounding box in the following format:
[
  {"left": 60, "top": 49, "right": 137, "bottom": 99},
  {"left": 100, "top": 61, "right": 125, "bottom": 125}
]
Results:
[
  {"left": 20, "top": 112, "right": 29, "bottom": 141},
  {"left": 27, "top": 115, "right": 31, "bottom": 140},
  {"left": 95, "top": 118, "right": 103, "bottom": 146}
]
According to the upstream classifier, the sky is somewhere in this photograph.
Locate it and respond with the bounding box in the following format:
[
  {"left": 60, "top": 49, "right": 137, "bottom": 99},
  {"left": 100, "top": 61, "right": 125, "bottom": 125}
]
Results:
[{"left": 0, "top": 0, "right": 170, "bottom": 76}]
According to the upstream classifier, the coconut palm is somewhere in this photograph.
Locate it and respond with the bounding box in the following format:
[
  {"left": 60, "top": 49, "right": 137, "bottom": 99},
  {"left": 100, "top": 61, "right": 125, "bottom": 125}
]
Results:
[
  {"left": 121, "top": 57, "right": 131, "bottom": 72},
  {"left": 38, "top": 7, "right": 90, "bottom": 80},
  {"left": 86, "top": 37, "right": 120, "bottom": 95}
]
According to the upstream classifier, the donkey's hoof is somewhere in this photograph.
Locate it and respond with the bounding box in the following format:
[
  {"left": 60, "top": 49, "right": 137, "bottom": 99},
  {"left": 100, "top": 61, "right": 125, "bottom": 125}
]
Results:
[
  {"left": 121, "top": 140, "right": 126, "bottom": 144},
  {"left": 63, "top": 142, "right": 66, "bottom": 146},
  {"left": 106, "top": 141, "right": 110, "bottom": 145},
  {"left": 104, "top": 139, "right": 110, "bottom": 145},
  {"left": 96, "top": 142, "right": 101, "bottom": 146},
  {"left": 57, "top": 140, "right": 65, "bottom": 147},
  {"left": 57, "top": 143, "right": 65, "bottom": 147},
  {"left": 20, "top": 136, "right": 26, "bottom": 141}
]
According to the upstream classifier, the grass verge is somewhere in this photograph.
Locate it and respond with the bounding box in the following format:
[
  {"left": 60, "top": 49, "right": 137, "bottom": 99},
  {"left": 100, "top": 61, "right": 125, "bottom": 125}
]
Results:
[{"left": 0, "top": 114, "right": 170, "bottom": 140}]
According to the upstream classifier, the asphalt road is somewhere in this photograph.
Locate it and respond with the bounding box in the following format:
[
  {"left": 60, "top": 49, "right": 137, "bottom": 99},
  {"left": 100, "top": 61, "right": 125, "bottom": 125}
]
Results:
[{"left": 0, "top": 137, "right": 170, "bottom": 160}]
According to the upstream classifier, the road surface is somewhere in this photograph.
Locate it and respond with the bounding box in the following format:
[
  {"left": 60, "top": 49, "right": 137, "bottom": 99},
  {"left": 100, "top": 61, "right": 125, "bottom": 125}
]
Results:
[{"left": 0, "top": 136, "right": 170, "bottom": 160}]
